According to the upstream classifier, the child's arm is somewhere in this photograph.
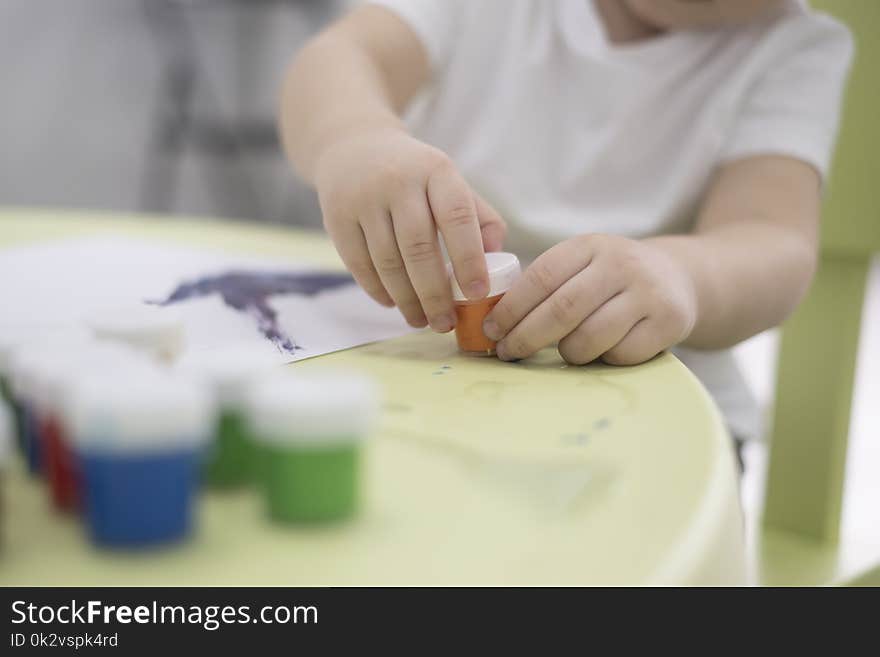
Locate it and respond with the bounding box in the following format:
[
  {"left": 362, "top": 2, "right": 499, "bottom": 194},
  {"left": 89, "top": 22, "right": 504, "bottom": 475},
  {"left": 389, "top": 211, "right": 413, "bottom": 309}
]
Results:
[
  {"left": 483, "top": 154, "right": 819, "bottom": 364},
  {"left": 280, "top": 6, "right": 424, "bottom": 181},
  {"left": 280, "top": 6, "right": 506, "bottom": 332},
  {"left": 646, "top": 155, "right": 819, "bottom": 349}
]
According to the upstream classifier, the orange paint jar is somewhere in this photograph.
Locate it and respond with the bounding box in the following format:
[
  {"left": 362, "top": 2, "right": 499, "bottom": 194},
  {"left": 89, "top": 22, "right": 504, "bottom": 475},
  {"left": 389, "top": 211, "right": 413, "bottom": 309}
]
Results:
[{"left": 448, "top": 252, "right": 521, "bottom": 356}]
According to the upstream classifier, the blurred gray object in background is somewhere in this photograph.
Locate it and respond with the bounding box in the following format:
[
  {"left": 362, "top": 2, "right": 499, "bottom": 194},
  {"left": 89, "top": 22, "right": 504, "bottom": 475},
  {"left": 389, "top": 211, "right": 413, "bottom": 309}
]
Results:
[{"left": 0, "top": 0, "right": 347, "bottom": 228}]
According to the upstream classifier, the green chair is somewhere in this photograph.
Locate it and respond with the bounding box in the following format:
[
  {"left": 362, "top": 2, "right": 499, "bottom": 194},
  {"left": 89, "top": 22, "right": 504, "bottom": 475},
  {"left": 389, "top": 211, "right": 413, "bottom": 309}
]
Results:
[{"left": 759, "top": 0, "right": 880, "bottom": 585}]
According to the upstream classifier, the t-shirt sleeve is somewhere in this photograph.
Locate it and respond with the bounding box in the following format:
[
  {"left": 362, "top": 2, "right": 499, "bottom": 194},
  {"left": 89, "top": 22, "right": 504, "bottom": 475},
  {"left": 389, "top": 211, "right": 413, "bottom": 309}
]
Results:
[
  {"left": 719, "top": 14, "right": 854, "bottom": 179},
  {"left": 365, "top": 0, "right": 463, "bottom": 74}
]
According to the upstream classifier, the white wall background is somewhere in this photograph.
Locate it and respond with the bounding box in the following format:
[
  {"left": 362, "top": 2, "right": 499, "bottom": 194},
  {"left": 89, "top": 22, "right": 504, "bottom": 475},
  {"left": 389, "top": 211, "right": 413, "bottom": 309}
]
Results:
[{"left": 0, "top": 0, "right": 347, "bottom": 226}]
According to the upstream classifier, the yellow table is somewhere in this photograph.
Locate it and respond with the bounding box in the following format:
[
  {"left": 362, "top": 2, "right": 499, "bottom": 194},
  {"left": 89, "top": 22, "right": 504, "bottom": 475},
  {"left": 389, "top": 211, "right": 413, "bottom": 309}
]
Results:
[{"left": 0, "top": 209, "right": 746, "bottom": 585}]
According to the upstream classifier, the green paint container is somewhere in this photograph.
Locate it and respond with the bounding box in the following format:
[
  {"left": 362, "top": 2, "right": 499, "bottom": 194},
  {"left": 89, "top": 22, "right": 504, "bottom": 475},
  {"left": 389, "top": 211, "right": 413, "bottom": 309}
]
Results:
[
  {"left": 260, "top": 442, "right": 358, "bottom": 522},
  {"left": 0, "top": 398, "right": 11, "bottom": 544},
  {"left": 0, "top": 376, "right": 12, "bottom": 406},
  {"left": 205, "top": 410, "right": 257, "bottom": 486},
  {"left": 247, "top": 371, "right": 377, "bottom": 524},
  {"left": 176, "top": 347, "right": 277, "bottom": 488}
]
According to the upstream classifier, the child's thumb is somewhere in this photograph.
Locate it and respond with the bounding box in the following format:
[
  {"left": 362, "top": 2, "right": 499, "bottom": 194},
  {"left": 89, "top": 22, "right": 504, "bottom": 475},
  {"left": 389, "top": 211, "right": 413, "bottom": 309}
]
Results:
[{"left": 474, "top": 192, "right": 507, "bottom": 253}]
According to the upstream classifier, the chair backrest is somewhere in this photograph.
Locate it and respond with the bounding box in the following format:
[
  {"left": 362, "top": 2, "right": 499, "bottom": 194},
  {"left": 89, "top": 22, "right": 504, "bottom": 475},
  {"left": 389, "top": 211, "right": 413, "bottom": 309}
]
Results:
[
  {"left": 762, "top": 1, "right": 879, "bottom": 552},
  {"left": 810, "top": 0, "right": 880, "bottom": 254}
]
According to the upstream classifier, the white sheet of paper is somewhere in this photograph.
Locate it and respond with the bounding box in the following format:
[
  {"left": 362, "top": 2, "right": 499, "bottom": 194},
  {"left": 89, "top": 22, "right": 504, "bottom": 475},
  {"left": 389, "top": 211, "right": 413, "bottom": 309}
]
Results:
[{"left": 0, "top": 235, "right": 415, "bottom": 363}]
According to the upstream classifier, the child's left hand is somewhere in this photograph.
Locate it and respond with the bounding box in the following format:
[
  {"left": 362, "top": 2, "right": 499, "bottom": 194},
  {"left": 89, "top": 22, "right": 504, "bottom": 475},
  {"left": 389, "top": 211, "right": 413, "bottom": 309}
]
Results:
[{"left": 482, "top": 234, "right": 698, "bottom": 365}]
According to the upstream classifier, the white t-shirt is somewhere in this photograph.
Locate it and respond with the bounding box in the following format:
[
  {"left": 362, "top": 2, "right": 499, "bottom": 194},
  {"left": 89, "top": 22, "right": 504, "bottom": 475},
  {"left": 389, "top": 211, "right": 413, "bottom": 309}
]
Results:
[{"left": 368, "top": 0, "right": 854, "bottom": 441}]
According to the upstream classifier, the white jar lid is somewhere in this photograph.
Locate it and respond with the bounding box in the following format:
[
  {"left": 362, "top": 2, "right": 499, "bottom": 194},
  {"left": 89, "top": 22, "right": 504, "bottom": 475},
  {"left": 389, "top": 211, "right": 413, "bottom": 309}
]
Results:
[
  {"left": 88, "top": 303, "right": 184, "bottom": 361},
  {"left": 35, "top": 343, "right": 154, "bottom": 414},
  {"left": 8, "top": 333, "right": 124, "bottom": 403},
  {"left": 5, "top": 327, "right": 92, "bottom": 390},
  {"left": 0, "top": 323, "right": 70, "bottom": 366},
  {"left": 448, "top": 252, "right": 521, "bottom": 302},
  {"left": 0, "top": 325, "right": 34, "bottom": 376},
  {"left": 0, "top": 399, "right": 11, "bottom": 465},
  {"left": 246, "top": 370, "right": 378, "bottom": 445},
  {"left": 63, "top": 371, "right": 215, "bottom": 453},
  {"left": 175, "top": 344, "right": 279, "bottom": 409},
  {"left": 10, "top": 343, "right": 60, "bottom": 401}
]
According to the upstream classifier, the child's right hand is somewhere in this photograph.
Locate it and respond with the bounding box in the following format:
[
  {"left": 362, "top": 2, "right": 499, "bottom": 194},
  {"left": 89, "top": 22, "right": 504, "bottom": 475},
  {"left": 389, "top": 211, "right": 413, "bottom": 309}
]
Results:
[{"left": 313, "top": 128, "right": 507, "bottom": 332}]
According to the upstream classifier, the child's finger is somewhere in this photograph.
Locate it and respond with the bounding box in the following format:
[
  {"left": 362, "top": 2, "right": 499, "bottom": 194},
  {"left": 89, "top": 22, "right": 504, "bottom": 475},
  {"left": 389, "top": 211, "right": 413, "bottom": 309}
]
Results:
[
  {"left": 557, "top": 292, "right": 643, "bottom": 365},
  {"left": 361, "top": 212, "right": 428, "bottom": 327},
  {"left": 427, "top": 166, "right": 490, "bottom": 300},
  {"left": 602, "top": 318, "right": 667, "bottom": 366},
  {"left": 474, "top": 192, "right": 507, "bottom": 252},
  {"left": 324, "top": 215, "right": 394, "bottom": 307},
  {"left": 389, "top": 192, "right": 456, "bottom": 332},
  {"left": 483, "top": 240, "right": 591, "bottom": 342},
  {"left": 494, "top": 265, "right": 621, "bottom": 361}
]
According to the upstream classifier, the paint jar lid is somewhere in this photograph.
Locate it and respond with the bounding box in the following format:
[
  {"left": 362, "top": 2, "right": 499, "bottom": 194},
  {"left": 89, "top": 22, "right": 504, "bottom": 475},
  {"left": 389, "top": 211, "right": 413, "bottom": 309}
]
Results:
[
  {"left": 0, "top": 324, "right": 42, "bottom": 376},
  {"left": 64, "top": 370, "right": 214, "bottom": 453},
  {"left": 247, "top": 370, "right": 378, "bottom": 445},
  {"left": 8, "top": 344, "right": 45, "bottom": 399},
  {"left": 175, "top": 344, "right": 279, "bottom": 409},
  {"left": 0, "top": 399, "right": 11, "bottom": 465},
  {"left": 34, "top": 342, "right": 152, "bottom": 414},
  {"left": 448, "top": 252, "right": 521, "bottom": 302},
  {"left": 87, "top": 303, "right": 185, "bottom": 362},
  {"left": 8, "top": 328, "right": 94, "bottom": 400},
  {"left": 0, "top": 332, "right": 18, "bottom": 375}
]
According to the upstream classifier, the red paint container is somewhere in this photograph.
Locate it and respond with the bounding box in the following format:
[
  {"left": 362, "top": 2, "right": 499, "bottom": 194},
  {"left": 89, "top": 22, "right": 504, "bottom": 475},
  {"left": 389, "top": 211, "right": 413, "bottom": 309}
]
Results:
[
  {"left": 29, "top": 343, "right": 139, "bottom": 514},
  {"left": 40, "top": 413, "right": 80, "bottom": 512}
]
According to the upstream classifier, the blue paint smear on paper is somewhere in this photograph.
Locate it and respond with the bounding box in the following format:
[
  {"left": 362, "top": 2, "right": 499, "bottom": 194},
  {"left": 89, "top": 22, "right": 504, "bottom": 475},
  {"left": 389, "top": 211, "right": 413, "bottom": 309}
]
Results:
[{"left": 153, "top": 270, "right": 354, "bottom": 354}]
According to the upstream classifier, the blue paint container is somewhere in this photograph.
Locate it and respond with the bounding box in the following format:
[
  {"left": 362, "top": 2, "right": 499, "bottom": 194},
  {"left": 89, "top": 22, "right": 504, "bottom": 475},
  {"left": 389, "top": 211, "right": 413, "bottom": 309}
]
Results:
[
  {"left": 64, "top": 372, "right": 213, "bottom": 548},
  {"left": 21, "top": 403, "right": 42, "bottom": 474},
  {"left": 80, "top": 450, "right": 201, "bottom": 545}
]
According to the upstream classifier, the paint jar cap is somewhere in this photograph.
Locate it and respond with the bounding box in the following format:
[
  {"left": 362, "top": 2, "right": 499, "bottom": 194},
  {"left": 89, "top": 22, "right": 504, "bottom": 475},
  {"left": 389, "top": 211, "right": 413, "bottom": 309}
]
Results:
[
  {"left": 0, "top": 328, "right": 23, "bottom": 374},
  {"left": 448, "top": 252, "right": 521, "bottom": 302},
  {"left": 34, "top": 342, "right": 153, "bottom": 414},
  {"left": 87, "top": 303, "right": 185, "bottom": 362},
  {"left": 64, "top": 370, "right": 214, "bottom": 453},
  {"left": 8, "top": 344, "right": 45, "bottom": 399},
  {"left": 247, "top": 370, "right": 378, "bottom": 445},
  {"left": 175, "top": 344, "right": 279, "bottom": 409},
  {"left": 0, "top": 324, "right": 46, "bottom": 376},
  {"left": 0, "top": 399, "right": 11, "bottom": 465},
  {"left": 8, "top": 328, "right": 95, "bottom": 401}
]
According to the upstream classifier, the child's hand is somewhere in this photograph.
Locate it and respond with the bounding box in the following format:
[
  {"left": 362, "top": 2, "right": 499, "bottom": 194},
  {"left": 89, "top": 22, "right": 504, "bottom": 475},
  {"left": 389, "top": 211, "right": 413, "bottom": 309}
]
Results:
[
  {"left": 313, "top": 129, "right": 507, "bottom": 331},
  {"left": 482, "top": 234, "right": 697, "bottom": 365}
]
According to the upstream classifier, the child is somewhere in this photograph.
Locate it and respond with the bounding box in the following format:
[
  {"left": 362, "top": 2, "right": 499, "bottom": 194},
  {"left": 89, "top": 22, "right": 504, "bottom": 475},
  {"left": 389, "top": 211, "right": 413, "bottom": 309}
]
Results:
[{"left": 279, "top": 0, "right": 853, "bottom": 449}]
